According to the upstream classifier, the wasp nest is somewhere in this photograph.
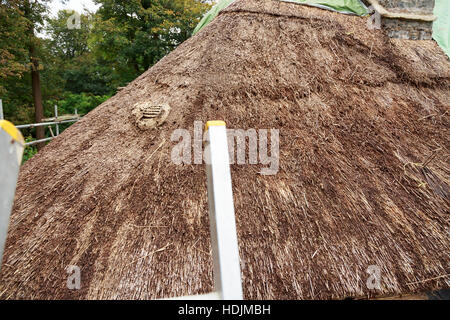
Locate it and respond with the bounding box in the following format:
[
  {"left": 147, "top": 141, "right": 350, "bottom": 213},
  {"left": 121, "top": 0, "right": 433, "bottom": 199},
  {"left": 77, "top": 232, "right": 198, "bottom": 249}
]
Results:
[{"left": 132, "top": 102, "right": 171, "bottom": 130}]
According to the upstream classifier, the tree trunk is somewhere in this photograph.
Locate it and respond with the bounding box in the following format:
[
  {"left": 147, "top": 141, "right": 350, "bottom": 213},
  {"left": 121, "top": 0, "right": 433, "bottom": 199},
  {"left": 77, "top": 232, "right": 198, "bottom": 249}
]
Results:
[
  {"left": 29, "top": 45, "right": 45, "bottom": 150},
  {"left": 23, "top": 0, "right": 45, "bottom": 150}
]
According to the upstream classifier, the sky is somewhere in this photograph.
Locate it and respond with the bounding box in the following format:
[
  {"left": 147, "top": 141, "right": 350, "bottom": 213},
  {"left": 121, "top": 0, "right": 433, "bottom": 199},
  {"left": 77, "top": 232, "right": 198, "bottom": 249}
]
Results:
[{"left": 48, "top": 0, "right": 100, "bottom": 17}]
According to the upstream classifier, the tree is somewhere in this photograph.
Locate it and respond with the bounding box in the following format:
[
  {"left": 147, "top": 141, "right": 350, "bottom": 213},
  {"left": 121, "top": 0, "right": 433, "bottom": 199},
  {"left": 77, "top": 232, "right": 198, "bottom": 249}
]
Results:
[
  {"left": 0, "top": 0, "right": 211, "bottom": 153},
  {"left": 21, "top": 0, "right": 51, "bottom": 149},
  {"left": 0, "top": 1, "right": 29, "bottom": 95},
  {"left": 89, "top": 0, "right": 211, "bottom": 86},
  {"left": 45, "top": 10, "right": 115, "bottom": 96},
  {"left": 46, "top": 10, "right": 91, "bottom": 60}
]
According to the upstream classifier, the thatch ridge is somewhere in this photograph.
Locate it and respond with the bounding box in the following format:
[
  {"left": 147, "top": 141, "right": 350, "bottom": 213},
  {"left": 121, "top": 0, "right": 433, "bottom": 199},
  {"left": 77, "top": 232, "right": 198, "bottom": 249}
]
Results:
[{"left": 0, "top": 0, "right": 449, "bottom": 300}]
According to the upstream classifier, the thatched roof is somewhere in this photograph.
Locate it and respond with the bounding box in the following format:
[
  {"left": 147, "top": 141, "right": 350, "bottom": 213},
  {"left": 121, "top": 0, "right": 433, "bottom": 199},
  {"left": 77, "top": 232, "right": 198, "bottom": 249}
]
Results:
[{"left": 1, "top": 0, "right": 449, "bottom": 300}]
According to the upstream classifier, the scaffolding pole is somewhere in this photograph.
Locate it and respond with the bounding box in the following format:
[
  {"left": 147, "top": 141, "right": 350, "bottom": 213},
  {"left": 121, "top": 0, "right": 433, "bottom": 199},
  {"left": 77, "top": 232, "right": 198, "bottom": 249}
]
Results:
[
  {"left": 25, "top": 137, "right": 53, "bottom": 146},
  {"left": 15, "top": 118, "right": 79, "bottom": 129},
  {"left": 54, "top": 105, "right": 59, "bottom": 136}
]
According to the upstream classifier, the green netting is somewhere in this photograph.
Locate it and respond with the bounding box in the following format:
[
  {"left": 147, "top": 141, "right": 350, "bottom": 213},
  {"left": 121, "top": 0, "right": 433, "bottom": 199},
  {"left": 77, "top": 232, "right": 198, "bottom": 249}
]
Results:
[
  {"left": 193, "top": 0, "right": 369, "bottom": 35},
  {"left": 433, "top": 0, "right": 450, "bottom": 58}
]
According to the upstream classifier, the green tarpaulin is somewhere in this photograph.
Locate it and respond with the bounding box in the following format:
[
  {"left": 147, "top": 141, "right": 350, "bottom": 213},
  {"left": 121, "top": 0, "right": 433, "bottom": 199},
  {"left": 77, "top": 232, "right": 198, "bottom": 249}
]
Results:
[
  {"left": 193, "top": 0, "right": 369, "bottom": 35},
  {"left": 193, "top": 0, "right": 235, "bottom": 35},
  {"left": 433, "top": 0, "right": 450, "bottom": 58}
]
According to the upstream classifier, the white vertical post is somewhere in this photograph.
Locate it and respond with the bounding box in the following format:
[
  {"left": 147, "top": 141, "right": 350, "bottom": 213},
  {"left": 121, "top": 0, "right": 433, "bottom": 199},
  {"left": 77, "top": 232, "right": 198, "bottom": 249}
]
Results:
[
  {"left": 0, "top": 99, "right": 3, "bottom": 120},
  {"left": 204, "top": 121, "right": 243, "bottom": 300},
  {"left": 0, "top": 120, "right": 24, "bottom": 271},
  {"left": 54, "top": 105, "right": 59, "bottom": 136}
]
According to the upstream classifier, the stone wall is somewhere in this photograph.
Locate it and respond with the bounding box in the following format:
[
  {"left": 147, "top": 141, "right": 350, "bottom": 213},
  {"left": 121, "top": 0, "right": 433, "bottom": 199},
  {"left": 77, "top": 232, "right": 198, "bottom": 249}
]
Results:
[
  {"left": 377, "top": 0, "right": 435, "bottom": 14},
  {"left": 382, "top": 19, "right": 433, "bottom": 40},
  {"left": 362, "top": 0, "right": 436, "bottom": 40}
]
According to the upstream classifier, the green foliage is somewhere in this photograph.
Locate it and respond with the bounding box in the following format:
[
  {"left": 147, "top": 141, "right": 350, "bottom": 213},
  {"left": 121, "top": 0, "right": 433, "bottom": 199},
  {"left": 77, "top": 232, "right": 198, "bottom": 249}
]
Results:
[
  {"left": 46, "top": 93, "right": 111, "bottom": 117},
  {"left": 90, "top": 0, "right": 211, "bottom": 82},
  {"left": 46, "top": 10, "right": 92, "bottom": 60},
  {"left": 1, "top": 0, "right": 210, "bottom": 162},
  {"left": 22, "top": 136, "right": 38, "bottom": 164},
  {"left": 0, "top": 1, "right": 30, "bottom": 95},
  {"left": 41, "top": 93, "right": 110, "bottom": 139},
  {"left": 0, "top": 0, "right": 51, "bottom": 120},
  {"left": 44, "top": 11, "right": 117, "bottom": 95}
]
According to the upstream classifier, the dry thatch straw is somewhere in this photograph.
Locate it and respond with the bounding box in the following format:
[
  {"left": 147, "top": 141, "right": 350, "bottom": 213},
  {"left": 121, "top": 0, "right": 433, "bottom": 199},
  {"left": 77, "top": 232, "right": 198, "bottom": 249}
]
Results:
[{"left": 0, "top": 0, "right": 449, "bottom": 300}]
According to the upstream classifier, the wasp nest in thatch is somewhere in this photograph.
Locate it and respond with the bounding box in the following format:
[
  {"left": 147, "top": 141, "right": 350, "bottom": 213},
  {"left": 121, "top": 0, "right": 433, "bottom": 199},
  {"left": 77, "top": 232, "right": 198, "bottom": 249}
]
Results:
[{"left": 132, "top": 102, "right": 171, "bottom": 130}]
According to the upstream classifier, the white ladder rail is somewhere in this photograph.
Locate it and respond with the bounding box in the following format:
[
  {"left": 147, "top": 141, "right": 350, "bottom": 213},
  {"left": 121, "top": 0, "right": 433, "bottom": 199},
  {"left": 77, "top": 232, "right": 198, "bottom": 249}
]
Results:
[
  {"left": 204, "top": 121, "right": 243, "bottom": 300},
  {"left": 164, "top": 120, "right": 243, "bottom": 300},
  {"left": 0, "top": 120, "right": 24, "bottom": 271}
]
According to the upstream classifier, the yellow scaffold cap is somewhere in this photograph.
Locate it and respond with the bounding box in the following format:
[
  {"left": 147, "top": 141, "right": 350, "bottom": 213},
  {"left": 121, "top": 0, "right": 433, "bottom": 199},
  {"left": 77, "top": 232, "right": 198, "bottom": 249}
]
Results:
[
  {"left": 205, "top": 120, "right": 226, "bottom": 132},
  {"left": 0, "top": 120, "right": 24, "bottom": 145}
]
